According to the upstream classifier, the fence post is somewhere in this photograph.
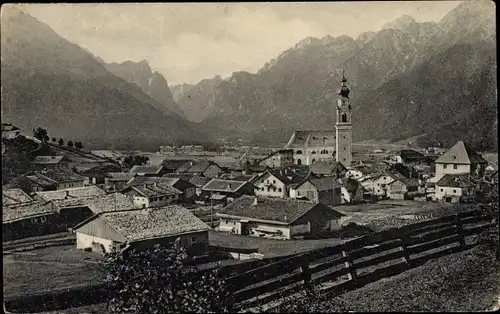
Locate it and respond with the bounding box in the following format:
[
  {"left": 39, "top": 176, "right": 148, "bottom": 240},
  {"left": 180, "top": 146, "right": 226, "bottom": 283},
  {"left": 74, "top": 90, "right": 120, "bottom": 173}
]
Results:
[
  {"left": 301, "top": 261, "right": 312, "bottom": 290},
  {"left": 398, "top": 234, "right": 412, "bottom": 268},
  {"left": 455, "top": 215, "right": 466, "bottom": 249},
  {"left": 341, "top": 250, "right": 357, "bottom": 283}
]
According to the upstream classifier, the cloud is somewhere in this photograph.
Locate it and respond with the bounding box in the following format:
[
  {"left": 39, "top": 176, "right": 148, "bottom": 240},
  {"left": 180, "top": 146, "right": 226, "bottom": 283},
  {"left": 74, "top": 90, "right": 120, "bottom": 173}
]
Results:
[{"left": 18, "top": 2, "right": 463, "bottom": 84}]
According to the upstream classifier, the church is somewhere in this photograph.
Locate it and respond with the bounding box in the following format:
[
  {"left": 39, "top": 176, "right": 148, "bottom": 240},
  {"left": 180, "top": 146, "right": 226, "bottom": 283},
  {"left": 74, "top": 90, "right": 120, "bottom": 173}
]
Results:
[{"left": 284, "top": 72, "right": 353, "bottom": 167}]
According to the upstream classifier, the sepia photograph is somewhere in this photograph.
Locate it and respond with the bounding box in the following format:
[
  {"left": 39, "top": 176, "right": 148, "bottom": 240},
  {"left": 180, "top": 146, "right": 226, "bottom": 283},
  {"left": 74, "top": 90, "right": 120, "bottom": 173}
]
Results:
[{"left": 1, "top": 1, "right": 498, "bottom": 313}]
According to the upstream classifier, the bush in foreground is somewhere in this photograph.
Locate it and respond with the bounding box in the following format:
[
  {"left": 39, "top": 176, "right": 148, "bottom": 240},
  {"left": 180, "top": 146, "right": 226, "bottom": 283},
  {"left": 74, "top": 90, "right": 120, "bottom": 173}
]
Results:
[{"left": 104, "top": 244, "right": 232, "bottom": 313}]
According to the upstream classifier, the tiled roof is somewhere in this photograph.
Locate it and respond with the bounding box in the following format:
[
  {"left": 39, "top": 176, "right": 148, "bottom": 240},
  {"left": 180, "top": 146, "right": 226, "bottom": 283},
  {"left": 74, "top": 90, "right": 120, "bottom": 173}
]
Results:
[
  {"left": 128, "top": 176, "right": 180, "bottom": 187},
  {"left": 129, "top": 165, "right": 164, "bottom": 175},
  {"left": 436, "top": 174, "right": 477, "bottom": 188},
  {"left": 186, "top": 160, "right": 219, "bottom": 173},
  {"left": 34, "top": 169, "right": 85, "bottom": 183},
  {"left": 259, "top": 169, "right": 305, "bottom": 186},
  {"left": 162, "top": 159, "right": 193, "bottom": 171},
  {"left": 307, "top": 176, "right": 342, "bottom": 191},
  {"left": 3, "top": 201, "right": 54, "bottom": 222},
  {"left": 388, "top": 178, "right": 420, "bottom": 187},
  {"left": 217, "top": 195, "right": 344, "bottom": 224},
  {"left": 435, "top": 141, "right": 487, "bottom": 165},
  {"left": 284, "top": 131, "right": 336, "bottom": 148},
  {"left": 176, "top": 161, "right": 195, "bottom": 173},
  {"left": 127, "top": 183, "right": 182, "bottom": 198},
  {"left": 189, "top": 176, "right": 211, "bottom": 187},
  {"left": 219, "top": 174, "right": 257, "bottom": 182},
  {"left": 107, "top": 172, "right": 136, "bottom": 181},
  {"left": 400, "top": 149, "right": 425, "bottom": 160},
  {"left": 310, "top": 160, "right": 346, "bottom": 175},
  {"left": 202, "top": 179, "right": 248, "bottom": 193},
  {"left": 96, "top": 206, "right": 210, "bottom": 242},
  {"left": 35, "top": 186, "right": 106, "bottom": 202},
  {"left": 32, "top": 156, "right": 65, "bottom": 165},
  {"left": 24, "top": 173, "right": 57, "bottom": 186},
  {"left": 52, "top": 193, "right": 138, "bottom": 213},
  {"left": 3, "top": 188, "right": 34, "bottom": 206}
]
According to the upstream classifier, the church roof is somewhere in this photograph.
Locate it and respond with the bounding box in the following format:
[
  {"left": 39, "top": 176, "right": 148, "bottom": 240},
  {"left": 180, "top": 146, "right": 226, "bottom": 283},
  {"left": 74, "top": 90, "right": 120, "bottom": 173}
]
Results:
[
  {"left": 284, "top": 131, "right": 336, "bottom": 149},
  {"left": 435, "top": 141, "right": 487, "bottom": 165}
]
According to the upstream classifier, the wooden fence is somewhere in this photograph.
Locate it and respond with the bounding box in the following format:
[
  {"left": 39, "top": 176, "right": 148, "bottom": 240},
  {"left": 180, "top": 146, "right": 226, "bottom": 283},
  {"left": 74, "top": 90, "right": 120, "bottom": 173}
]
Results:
[{"left": 224, "top": 209, "right": 494, "bottom": 311}]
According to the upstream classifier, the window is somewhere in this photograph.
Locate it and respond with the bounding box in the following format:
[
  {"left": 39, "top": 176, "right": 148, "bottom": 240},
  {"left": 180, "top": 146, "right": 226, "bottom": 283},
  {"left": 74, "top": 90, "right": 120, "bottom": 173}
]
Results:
[
  {"left": 273, "top": 180, "right": 276, "bottom": 184},
  {"left": 453, "top": 189, "right": 456, "bottom": 193},
  {"left": 343, "top": 136, "right": 346, "bottom": 139},
  {"left": 191, "top": 236, "right": 197, "bottom": 243},
  {"left": 343, "top": 147, "right": 346, "bottom": 150},
  {"left": 321, "top": 150, "right": 328, "bottom": 154},
  {"left": 444, "top": 164, "right": 448, "bottom": 169},
  {"left": 343, "top": 158, "right": 346, "bottom": 161},
  {"left": 278, "top": 188, "right": 282, "bottom": 192},
  {"left": 225, "top": 220, "right": 228, "bottom": 224},
  {"left": 341, "top": 113, "right": 347, "bottom": 122},
  {"left": 311, "top": 151, "right": 316, "bottom": 155},
  {"left": 273, "top": 187, "right": 276, "bottom": 192},
  {"left": 453, "top": 165, "right": 458, "bottom": 170},
  {"left": 267, "top": 187, "right": 270, "bottom": 192},
  {"left": 297, "top": 191, "right": 300, "bottom": 196},
  {"left": 296, "top": 150, "right": 303, "bottom": 155},
  {"left": 440, "top": 189, "right": 444, "bottom": 192},
  {"left": 40, "top": 216, "right": 47, "bottom": 223}
]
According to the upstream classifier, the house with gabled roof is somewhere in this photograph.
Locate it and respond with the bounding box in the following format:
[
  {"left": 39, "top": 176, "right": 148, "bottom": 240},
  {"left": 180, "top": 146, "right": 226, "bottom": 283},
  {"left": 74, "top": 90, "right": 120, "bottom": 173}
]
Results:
[
  {"left": 121, "top": 182, "right": 183, "bottom": 208},
  {"left": 31, "top": 155, "right": 69, "bottom": 170},
  {"left": 284, "top": 131, "right": 336, "bottom": 166},
  {"left": 387, "top": 178, "right": 421, "bottom": 200},
  {"left": 183, "top": 160, "right": 222, "bottom": 178},
  {"left": 73, "top": 206, "right": 210, "bottom": 255},
  {"left": 162, "top": 159, "right": 194, "bottom": 173},
  {"left": 215, "top": 196, "right": 345, "bottom": 240},
  {"left": 253, "top": 168, "right": 305, "bottom": 198},
  {"left": 105, "top": 172, "right": 136, "bottom": 191},
  {"left": 129, "top": 165, "right": 166, "bottom": 177},
  {"left": 2, "top": 188, "right": 34, "bottom": 207},
  {"left": 33, "top": 186, "right": 106, "bottom": 203},
  {"left": 434, "top": 141, "right": 488, "bottom": 181},
  {"left": 126, "top": 176, "right": 196, "bottom": 201},
  {"left": 200, "top": 179, "right": 254, "bottom": 201},
  {"left": 435, "top": 173, "right": 477, "bottom": 203},
  {"left": 188, "top": 176, "right": 211, "bottom": 196},
  {"left": 289, "top": 175, "right": 342, "bottom": 206}
]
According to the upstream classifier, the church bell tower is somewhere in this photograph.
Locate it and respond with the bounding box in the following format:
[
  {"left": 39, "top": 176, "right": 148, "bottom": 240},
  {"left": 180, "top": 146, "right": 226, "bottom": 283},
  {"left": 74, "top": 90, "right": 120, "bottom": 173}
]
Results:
[{"left": 335, "top": 71, "right": 352, "bottom": 167}]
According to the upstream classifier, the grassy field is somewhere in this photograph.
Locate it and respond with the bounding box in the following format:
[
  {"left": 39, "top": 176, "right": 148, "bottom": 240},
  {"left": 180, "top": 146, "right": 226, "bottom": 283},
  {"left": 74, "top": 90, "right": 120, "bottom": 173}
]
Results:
[
  {"left": 3, "top": 245, "right": 105, "bottom": 298},
  {"left": 314, "top": 246, "right": 500, "bottom": 312}
]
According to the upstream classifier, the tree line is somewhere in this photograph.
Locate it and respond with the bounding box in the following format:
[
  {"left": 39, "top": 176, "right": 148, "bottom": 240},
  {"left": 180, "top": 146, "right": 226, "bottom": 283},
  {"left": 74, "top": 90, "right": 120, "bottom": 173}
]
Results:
[{"left": 33, "top": 127, "right": 84, "bottom": 149}]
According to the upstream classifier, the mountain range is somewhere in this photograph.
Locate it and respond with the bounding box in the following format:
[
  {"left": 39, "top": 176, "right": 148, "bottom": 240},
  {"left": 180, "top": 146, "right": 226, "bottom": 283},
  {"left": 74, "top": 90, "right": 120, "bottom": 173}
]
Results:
[
  {"left": 1, "top": 6, "right": 206, "bottom": 151},
  {"left": 191, "top": 0, "right": 495, "bottom": 150},
  {"left": 1, "top": 1, "right": 497, "bottom": 151}
]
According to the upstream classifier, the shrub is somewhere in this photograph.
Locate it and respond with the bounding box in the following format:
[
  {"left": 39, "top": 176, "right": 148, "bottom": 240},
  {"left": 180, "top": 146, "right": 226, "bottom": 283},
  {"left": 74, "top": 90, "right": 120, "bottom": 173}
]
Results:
[{"left": 104, "top": 244, "right": 232, "bottom": 313}]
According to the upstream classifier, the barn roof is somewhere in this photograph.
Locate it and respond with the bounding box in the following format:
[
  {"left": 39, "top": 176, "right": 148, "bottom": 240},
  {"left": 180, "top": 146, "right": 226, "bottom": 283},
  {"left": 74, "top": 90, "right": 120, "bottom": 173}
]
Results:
[
  {"left": 88, "top": 206, "right": 210, "bottom": 242},
  {"left": 3, "top": 201, "right": 53, "bottom": 223},
  {"left": 3, "top": 188, "right": 34, "bottom": 206},
  {"left": 129, "top": 165, "right": 164, "bottom": 175},
  {"left": 201, "top": 179, "right": 248, "bottom": 193},
  {"left": 436, "top": 174, "right": 477, "bottom": 188},
  {"left": 35, "top": 186, "right": 106, "bottom": 202},
  {"left": 216, "top": 195, "right": 344, "bottom": 225}
]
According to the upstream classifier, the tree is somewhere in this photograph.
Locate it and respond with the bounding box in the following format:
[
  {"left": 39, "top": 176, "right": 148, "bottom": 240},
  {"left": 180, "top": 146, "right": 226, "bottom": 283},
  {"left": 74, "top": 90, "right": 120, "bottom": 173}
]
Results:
[
  {"left": 58, "top": 138, "right": 64, "bottom": 146},
  {"left": 346, "top": 178, "right": 359, "bottom": 203},
  {"left": 123, "top": 155, "right": 149, "bottom": 168},
  {"left": 51, "top": 137, "right": 57, "bottom": 143},
  {"left": 43, "top": 135, "right": 50, "bottom": 143},
  {"left": 67, "top": 140, "right": 74, "bottom": 147},
  {"left": 104, "top": 244, "right": 232, "bottom": 313},
  {"left": 75, "top": 141, "right": 84, "bottom": 149},
  {"left": 33, "top": 127, "right": 48, "bottom": 142}
]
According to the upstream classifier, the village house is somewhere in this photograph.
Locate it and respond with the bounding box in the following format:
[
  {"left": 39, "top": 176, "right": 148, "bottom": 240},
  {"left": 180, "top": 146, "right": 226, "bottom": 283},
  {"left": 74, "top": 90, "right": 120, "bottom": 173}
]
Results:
[
  {"left": 3, "top": 188, "right": 34, "bottom": 207},
  {"left": 337, "top": 177, "right": 364, "bottom": 204},
  {"left": 435, "top": 173, "right": 477, "bottom": 203},
  {"left": 121, "top": 183, "right": 183, "bottom": 208},
  {"left": 215, "top": 196, "right": 346, "bottom": 240},
  {"left": 257, "top": 149, "right": 294, "bottom": 168},
  {"left": 31, "top": 155, "right": 69, "bottom": 170},
  {"left": 310, "top": 160, "right": 347, "bottom": 178},
  {"left": 434, "top": 141, "right": 488, "bottom": 181},
  {"left": 73, "top": 206, "right": 210, "bottom": 255},
  {"left": 78, "top": 164, "right": 122, "bottom": 187},
  {"left": 188, "top": 176, "right": 211, "bottom": 196},
  {"left": 32, "top": 169, "right": 86, "bottom": 190},
  {"left": 161, "top": 159, "right": 194, "bottom": 173},
  {"left": 3, "top": 201, "right": 63, "bottom": 241},
  {"left": 359, "top": 175, "right": 377, "bottom": 195},
  {"left": 183, "top": 160, "right": 222, "bottom": 178},
  {"left": 253, "top": 169, "right": 304, "bottom": 198},
  {"left": 387, "top": 178, "right": 421, "bottom": 200},
  {"left": 129, "top": 165, "right": 167, "bottom": 177},
  {"left": 105, "top": 172, "right": 136, "bottom": 191},
  {"left": 159, "top": 145, "right": 176, "bottom": 155},
  {"left": 289, "top": 176, "right": 342, "bottom": 206},
  {"left": 284, "top": 131, "right": 336, "bottom": 166},
  {"left": 200, "top": 179, "right": 254, "bottom": 203},
  {"left": 126, "top": 176, "right": 197, "bottom": 202},
  {"left": 219, "top": 173, "right": 258, "bottom": 183},
  {"left": 372, "top": 173, "right": 407, "bottom": 198},
  {"left": 397, "top": 149, "right": 426, "bottom": 165}
]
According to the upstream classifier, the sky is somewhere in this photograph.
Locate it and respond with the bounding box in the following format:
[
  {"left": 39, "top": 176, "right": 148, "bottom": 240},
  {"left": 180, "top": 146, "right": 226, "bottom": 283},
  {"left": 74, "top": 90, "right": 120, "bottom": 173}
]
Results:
[{"left": 17, "top": 1, "right": 463, "bottom": 85}]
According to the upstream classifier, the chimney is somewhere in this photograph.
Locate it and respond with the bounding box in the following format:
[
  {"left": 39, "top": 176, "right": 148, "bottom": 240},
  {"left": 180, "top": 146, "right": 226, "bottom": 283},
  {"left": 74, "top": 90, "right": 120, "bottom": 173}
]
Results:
[
  {"left": 153, "top": 182, "right": 157, "bottom": 187},
  {"left": 253, "top": 197, "right": 258, "bottom": 205},
  {"left": 284, "top": 215, "right": 287, "bottom": 222}
]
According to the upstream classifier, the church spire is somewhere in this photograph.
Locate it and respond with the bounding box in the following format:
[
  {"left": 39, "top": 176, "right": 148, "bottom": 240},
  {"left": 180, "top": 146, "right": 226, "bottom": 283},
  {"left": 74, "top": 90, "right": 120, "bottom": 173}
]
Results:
[{"left": 338, "top": 70, "right": 350, "bottom": 98}]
